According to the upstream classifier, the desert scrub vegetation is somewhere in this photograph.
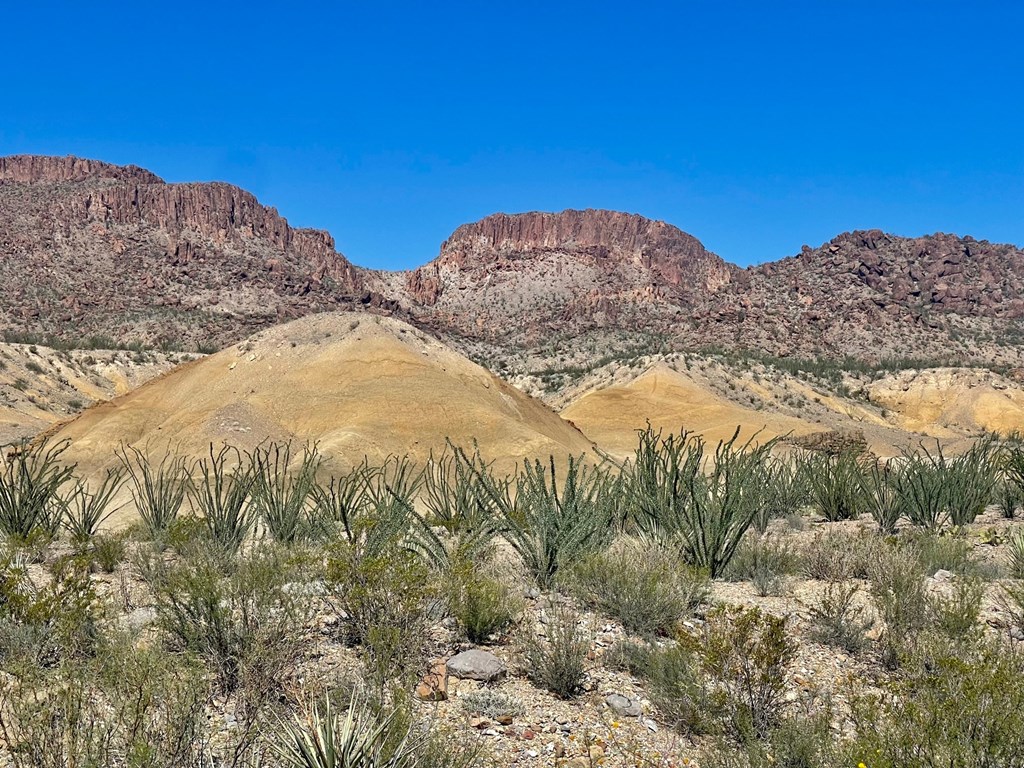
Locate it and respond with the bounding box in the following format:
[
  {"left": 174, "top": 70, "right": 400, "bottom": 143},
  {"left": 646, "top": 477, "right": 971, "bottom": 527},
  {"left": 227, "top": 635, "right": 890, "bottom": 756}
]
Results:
[{"left": 2, "top": 431, "right": 1023, "bottom": 766}]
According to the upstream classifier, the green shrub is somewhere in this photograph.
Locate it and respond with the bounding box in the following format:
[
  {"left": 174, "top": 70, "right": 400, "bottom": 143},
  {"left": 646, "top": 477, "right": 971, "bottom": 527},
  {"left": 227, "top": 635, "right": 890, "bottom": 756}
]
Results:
[
  {"left": 90, "top": 532, "right": 127, "bottom": 573},
  {"left": 904, "top": 529, "right": 974, "bottom": 577},
  {"left": 187, "top": 444, "right": 256, "bottom": 556},
  {"left": 568, "top": 537, "right": 708, "bottom": 636},
  {"left": 117, "top": 444, "right": 188, "bottom": 540},
  {"left": 0, "top": 552, "right": 100, "bottom": 666},
  {"left": 626, "top": 426, "right": 776, "bottom": 577},
  {"left": 843, "top": 637, "right": 1024, "bottom": 767},
  {"left": 445, "top": 561, "right": 519, "bottom": 643},
  {"left": 808, "top": 581, "right": 873, "bottom": 654},
  {"left": 523, "top": 604, "right": 589, "bottom": 699},
  {"left": 0, "top": 439, "right": 75, "bottom": 542},
  {"left": 640, "top": 640, "right": 719, "bottom": 736},
  {"left": 700, "top": 606, "right": 797, "bottom": 741},
  {"left": 326, "top": 544, "right": 437, "bottom": 696},
  {"left": 723, "top": 533, "right": 797, "bottom": 597},
  {"left": 147, "top": 544, "right": 305, "bottom": 693},
  {"left": 929, "top": 576, "right": 984, "bottom": 641},
  {"left": 0, "top": 640, "right": 209, "bottom": 768}
]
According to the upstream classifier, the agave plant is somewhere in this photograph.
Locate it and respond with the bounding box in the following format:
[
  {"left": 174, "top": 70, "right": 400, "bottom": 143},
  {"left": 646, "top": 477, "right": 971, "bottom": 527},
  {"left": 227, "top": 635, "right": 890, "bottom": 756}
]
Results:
[{"left": 272, "top": 696, "right": 417, "bottom": 768}]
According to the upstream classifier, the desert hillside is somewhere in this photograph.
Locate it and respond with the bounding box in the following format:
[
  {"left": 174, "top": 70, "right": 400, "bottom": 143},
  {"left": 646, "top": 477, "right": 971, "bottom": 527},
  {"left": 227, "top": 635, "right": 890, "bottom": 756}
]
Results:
[{"left": 50, "top": 312, "right": 596, "bottom": 486}]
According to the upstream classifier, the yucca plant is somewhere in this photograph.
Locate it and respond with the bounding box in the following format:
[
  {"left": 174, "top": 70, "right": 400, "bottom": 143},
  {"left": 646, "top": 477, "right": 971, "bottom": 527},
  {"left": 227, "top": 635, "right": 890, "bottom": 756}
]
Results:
[
  {"left": 1007, "top": 530, "right": 1024, "bottom": 579},
  {"left": 802, "top": 450, "right": 865, "bottom": 522},
  {"left": 251, "top": 441, "right": 322, "bottom": 544},
  {"left": 188, "top": 444, "right": 256, "bottom": 556},
  {"left": 116, "top": 444, "right": 188, "bottom": 540},
  {"left": 63, "top": 467, "right": 125, "bottom": 543},
  {"left": 492, "top": 454, "right": 615, "bottom": 589},
  {"left": 626, "top": 426, "right": 775, "bottom": 578},
  {"left": 0, "top": 439, "right": 75, "bottom": 541},
  {"left": 272, "top": 695, "right": 417, "bottom": 768}
]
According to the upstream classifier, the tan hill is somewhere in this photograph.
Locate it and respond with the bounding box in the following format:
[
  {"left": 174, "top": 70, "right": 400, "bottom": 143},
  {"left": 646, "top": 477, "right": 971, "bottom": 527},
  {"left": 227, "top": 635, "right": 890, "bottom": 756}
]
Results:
[
  {"left": 50, "top": 313, "right": 596, "bottom": 485},
  {"left": 562, "top": 364, "right": 824, "bottom": 460},
  {"left": 559, "top": 357, "right": 1024, "bottom": 460},
  {"left": 0, "top": 342, "right": 187, "bottom": 444},
  {"left": 866, "top": 368, "right": 1024, "bottom": 438}
]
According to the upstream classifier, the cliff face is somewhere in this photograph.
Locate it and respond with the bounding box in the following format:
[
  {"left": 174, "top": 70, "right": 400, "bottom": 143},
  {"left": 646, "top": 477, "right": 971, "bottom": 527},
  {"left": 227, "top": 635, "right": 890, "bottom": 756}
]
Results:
[
  {"left": 405, "top": 209, "right": 733, "bottom": 309},
  {"left": 0, "top": 155, "right": 375, "bottom": 349}
]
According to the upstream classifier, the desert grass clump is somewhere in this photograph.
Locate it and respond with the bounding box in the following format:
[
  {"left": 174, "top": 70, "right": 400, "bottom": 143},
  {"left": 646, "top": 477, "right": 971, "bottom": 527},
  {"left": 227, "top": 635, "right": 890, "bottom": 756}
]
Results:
[
  {"left": 459, "top": 689, "right": 524, "bottom": 720},
  {"left": 187, "top": 444, "right": 256, "bottom": 556},
  {"left": 723, "top": 532, "right": 798, "bottom": 597},
  {"left": 117, "top": 444, "right": 188, "bottom": 541},
  {"left": 0, "top": 439, "right": 75, "bottom": 543},
  {"left": 799, "top": 529, "right": 879, "bottom": 581},
  {"left": 808, "top": 581, "right": 873, "bottom": 654},
  {"left": 568, "top": 537, "right": 708, "bottom": 636},
  {"left": 523, "top": 604, "right": 590, "bottom": 699},
  {"left": 626, "top": 426, "right": 776, "bottom": 577},
  {"left": 89, "top": 532, "right": 128, "bottom": 573}
]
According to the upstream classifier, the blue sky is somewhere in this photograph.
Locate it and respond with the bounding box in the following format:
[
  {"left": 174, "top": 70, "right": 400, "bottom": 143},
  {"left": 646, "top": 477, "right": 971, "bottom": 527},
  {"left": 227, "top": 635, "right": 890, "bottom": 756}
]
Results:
[{"left": 2, "top": 2, "right": 1021, "bottom": 270}]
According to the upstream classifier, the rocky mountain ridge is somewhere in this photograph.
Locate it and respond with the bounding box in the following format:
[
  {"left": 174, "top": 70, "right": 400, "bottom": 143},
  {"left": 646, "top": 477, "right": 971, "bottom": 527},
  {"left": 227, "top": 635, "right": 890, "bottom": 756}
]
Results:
[{"left": 2, "top": 154, "right": 1023, "bottom": 377}]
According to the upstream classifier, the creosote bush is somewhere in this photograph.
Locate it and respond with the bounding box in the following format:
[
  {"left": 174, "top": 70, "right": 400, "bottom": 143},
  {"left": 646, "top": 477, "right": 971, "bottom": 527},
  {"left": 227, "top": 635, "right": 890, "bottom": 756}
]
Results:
[
  {"left": 522, "top": 604, "right": 590, "bottom": 699},
  {"left": 445, "top": 559, "right": 520, "bottom": 643},
  {"left": 567, "top": 536, "right": 708, "bottom": 636}
]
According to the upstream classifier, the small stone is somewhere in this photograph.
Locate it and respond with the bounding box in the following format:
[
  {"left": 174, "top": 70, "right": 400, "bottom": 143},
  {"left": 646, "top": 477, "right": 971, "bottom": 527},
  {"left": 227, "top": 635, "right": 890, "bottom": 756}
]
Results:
[
  {"left": 446, "top": 650, "right": 506, "bottom": 682},
  {"left": 496, "top": 714, "right": 513, "bottom": 725},
  {"left": 932, "top": 569, "right": 955, "bottom": 583},
  {"left": 590, "top": 745, "right": 605, "bottom": 760},
  {"left": 554, "top": 742, "right": 565, "bottom": 758},
  {"left": 120, "top": 606, "right": 157, "bottom": 632},
  {"left": 1011, "top": 626, "right": 1024, "bottom": 642},
  {"left": 605, "top": 693, "right": 642, "bottom": 717},
  {"left": 522, "top": 728, "right": 536, "bottom": 740},
  {"left": 643, "top": 717, "right": 659, "bottom": 733}
]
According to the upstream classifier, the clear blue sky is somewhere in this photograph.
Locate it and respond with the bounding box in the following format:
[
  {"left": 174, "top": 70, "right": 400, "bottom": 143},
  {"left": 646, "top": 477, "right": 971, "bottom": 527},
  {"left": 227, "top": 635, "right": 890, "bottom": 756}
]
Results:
[{"left": 2, "top": 2, "right": 1021, "bottom": 270}]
